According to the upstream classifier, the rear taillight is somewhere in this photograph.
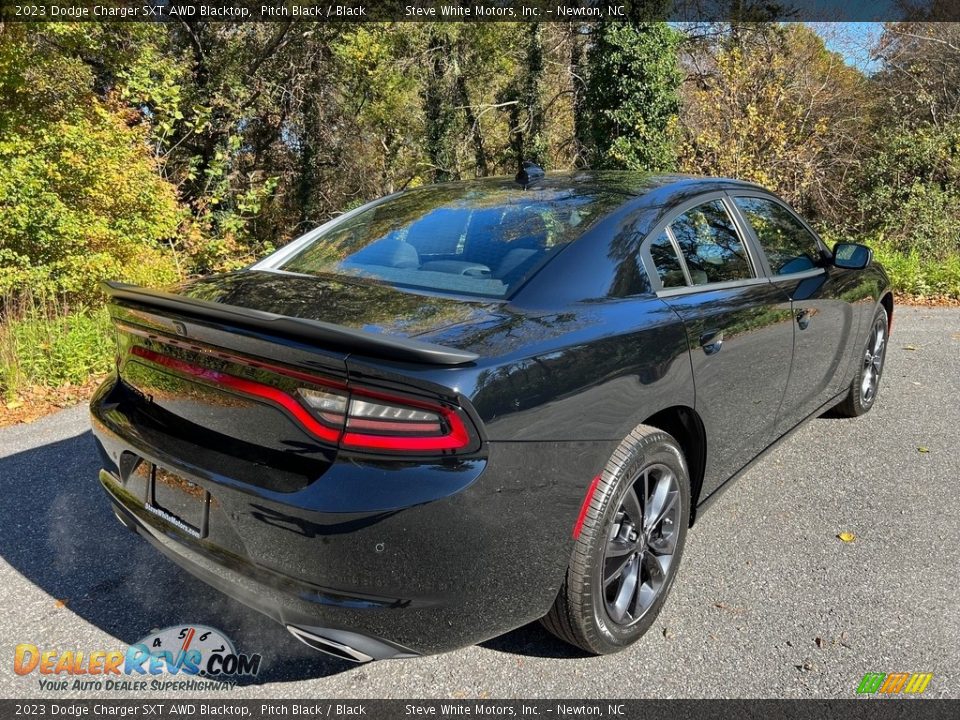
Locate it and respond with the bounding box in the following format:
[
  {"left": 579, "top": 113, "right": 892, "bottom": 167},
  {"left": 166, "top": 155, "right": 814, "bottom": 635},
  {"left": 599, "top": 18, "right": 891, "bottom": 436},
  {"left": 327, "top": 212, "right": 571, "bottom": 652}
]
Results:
[
  {"left": 131, "top": 345, "right": 476, "bottom": 455},
  {"left": 299, "top": 385, "right": 473, "bottom": 453},
  {"left": 340, "top": 389, "right": 473, "bottom": 452}
]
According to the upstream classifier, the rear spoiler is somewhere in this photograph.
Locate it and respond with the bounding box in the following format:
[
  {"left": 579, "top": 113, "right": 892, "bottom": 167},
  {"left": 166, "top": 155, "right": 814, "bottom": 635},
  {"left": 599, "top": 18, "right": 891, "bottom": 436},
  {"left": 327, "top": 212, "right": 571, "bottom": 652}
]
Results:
[{"left": 104, "top": 281, "right": 479, "bottom": 366}]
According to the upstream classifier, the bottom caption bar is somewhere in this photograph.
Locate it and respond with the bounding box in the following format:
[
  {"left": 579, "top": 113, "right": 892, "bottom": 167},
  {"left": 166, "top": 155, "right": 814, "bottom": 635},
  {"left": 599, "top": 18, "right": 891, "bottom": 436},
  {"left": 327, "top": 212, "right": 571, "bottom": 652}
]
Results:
[{"left": 1, "top": 700, "right": 957, "bottom": 720}]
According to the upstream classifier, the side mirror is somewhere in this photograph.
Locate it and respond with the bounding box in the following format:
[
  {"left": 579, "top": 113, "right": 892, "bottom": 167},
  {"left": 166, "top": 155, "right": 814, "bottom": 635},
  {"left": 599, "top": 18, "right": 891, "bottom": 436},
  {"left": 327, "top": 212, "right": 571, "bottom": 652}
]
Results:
[{"left": 832, "top": 242, "right": 872, "bottom": 270}]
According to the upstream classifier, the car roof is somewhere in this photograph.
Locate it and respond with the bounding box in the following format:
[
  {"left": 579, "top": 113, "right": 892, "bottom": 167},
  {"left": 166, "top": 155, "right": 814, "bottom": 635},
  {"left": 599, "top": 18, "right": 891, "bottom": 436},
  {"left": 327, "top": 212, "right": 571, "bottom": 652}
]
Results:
[{"left": 424, "top": 171, "right": 770, "bottom": 210}]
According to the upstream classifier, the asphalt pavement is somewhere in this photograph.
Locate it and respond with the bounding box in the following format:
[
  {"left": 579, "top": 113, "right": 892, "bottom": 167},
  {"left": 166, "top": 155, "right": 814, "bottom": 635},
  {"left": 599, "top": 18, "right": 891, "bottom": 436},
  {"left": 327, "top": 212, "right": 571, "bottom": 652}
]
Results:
[{"left": 1, "top": 306, "right": 957, "bottom": 699}]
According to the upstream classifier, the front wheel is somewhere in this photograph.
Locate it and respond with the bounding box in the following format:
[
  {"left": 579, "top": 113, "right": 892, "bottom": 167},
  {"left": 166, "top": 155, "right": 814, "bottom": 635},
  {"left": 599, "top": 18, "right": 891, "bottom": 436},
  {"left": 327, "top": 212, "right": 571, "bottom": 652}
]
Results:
[
  {"left": 834, "top": 306, "right": 888, "bottom": 418},
  {"left": 541, "top": 425, "right": 690, "bottom": 655}
]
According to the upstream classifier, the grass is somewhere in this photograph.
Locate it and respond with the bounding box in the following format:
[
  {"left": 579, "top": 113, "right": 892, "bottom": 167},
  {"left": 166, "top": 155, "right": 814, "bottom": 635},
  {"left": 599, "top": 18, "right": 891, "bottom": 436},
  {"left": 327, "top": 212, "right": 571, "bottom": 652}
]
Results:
[
  {"left": 870, "top": 241, "right": 960, "bottom": 300},
  {"left": 0, "top": 295, "right": 113, "bottom": 400}
]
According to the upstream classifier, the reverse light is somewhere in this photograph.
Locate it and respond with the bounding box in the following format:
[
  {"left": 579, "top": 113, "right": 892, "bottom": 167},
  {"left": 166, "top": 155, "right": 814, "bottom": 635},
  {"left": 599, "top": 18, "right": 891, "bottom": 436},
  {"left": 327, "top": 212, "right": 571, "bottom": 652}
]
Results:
[
  {"left": 345, "top": 398, "right": 443, "bottom": 434},
  {"left": 297, "top": 388, "right": 348, "bottom": 427}
]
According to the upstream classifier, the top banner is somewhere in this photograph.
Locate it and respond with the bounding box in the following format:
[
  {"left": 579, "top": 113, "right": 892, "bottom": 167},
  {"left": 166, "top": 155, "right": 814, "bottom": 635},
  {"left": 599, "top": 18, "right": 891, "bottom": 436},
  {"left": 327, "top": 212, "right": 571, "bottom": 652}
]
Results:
[{"left": 0, "top": 0, "right": 955, "bottom": 23}]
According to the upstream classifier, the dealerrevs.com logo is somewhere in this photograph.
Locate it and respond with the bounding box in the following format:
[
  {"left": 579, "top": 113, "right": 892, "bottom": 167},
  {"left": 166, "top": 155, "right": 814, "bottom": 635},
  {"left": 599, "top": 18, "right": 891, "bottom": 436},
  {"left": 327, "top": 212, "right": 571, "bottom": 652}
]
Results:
[{"left": 14, "top": 625, "right": 262, "bottom": 692}]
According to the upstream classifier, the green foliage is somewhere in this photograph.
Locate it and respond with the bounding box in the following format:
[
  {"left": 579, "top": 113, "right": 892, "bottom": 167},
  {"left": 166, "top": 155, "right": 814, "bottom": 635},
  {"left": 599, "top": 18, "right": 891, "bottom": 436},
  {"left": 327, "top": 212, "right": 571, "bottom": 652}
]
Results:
[
  {"left": 584, "top": 22, "right": 681, "bottom": 172},
  {"left": 678, "top": 25, "right": 869, "bottom": 222},
  {"left": 0, "top": 303, "right": 113, "bottom": 396},
  {"left": 0, "top": 24, "right": 182, "bottom": 303},
  {"left": 330, "top": 25, "right": 426, "bottom": 190},
  {"left": 869, "top": 240, "right": 960, "bottom": 299},
  {"left": 857, "top": 122, "right": 960, "bottom": 261},
  {"left": 517, "top": 23, "right": 548, "bottom": 168},
  {"left": 0, "top": 112, "right": 183, "bottom": 298}
]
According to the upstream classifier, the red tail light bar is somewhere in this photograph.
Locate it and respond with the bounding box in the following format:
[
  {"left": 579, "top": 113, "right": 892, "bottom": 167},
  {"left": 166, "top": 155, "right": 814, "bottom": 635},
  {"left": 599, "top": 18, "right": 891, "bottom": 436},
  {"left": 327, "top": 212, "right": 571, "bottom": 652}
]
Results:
[{"left": 130, "top": 346, "right": 476, "bottom": 454}]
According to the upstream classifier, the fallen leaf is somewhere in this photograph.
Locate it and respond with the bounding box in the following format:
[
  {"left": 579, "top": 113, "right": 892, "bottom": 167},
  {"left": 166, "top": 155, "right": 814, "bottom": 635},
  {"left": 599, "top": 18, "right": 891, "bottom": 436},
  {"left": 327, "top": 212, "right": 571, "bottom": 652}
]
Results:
[
  {"left": 903, "top": 344, "right": 918, "bottom": 350},
  {"left": 918, "top": 446, "right": 930, "bottom": 453},
  {"left": 5, "top": 400, "right": 23, "bottom": 410},
  {"left": 815, "top": 636, "right": 825, "bottom": 649},
  {"left": 54, "top": 598, "right": 69, "bottom": 609},
  {"left": 837, "top": 531, "right": 856, "bottom": 543}
]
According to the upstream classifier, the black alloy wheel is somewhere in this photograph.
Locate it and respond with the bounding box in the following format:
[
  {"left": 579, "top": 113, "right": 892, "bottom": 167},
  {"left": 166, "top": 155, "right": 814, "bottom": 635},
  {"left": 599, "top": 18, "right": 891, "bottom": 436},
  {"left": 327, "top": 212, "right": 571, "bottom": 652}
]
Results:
[
  {"left": 542, "top": 424, "right": 691, "bottom": 654},
  {"left": 835, "top": 306, "right": 889, "bottom": 417}
]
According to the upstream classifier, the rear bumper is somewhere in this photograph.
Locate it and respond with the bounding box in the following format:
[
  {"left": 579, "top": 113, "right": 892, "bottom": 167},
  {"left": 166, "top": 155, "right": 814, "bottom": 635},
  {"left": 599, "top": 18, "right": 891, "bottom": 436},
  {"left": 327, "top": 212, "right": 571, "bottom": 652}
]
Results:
[
  {"left": 102, "top": 471, "right": 413, "bottom": 661},
  {"left": 91, "top": 374, "right": 604, "bottom": 657}
]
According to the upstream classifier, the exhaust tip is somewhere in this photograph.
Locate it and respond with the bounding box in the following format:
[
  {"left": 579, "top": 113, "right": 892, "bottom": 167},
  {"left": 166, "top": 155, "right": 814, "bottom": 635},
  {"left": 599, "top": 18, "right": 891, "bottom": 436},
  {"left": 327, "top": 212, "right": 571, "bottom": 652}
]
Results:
[{"left": 287, "top": 626, "right": 374, "bottom": 663}]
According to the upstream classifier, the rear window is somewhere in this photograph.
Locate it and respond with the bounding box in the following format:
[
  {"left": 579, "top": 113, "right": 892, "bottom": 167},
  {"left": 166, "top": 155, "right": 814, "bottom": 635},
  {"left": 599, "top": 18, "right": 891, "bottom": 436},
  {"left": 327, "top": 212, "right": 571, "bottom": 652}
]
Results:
[{"left": 279, "top": 183, "right": 624, "bottom": 298}]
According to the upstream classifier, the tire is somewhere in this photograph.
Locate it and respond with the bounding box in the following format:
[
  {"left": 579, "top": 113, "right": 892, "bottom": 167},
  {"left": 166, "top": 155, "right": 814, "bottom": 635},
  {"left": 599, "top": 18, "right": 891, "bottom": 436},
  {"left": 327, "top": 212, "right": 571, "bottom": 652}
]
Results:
[
  {"left": 541, "top": 424, "right": 691, "bottom": 655},
  {"left": 833, "top": 306, "right": 889, "bottom": 418}
]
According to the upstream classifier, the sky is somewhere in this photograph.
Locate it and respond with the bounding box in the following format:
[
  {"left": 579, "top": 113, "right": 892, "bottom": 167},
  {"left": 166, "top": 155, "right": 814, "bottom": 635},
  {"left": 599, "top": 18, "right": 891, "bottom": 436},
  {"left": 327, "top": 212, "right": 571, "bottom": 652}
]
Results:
[{"left": 810, "top": 22, "right": 884, "bottom": 72}]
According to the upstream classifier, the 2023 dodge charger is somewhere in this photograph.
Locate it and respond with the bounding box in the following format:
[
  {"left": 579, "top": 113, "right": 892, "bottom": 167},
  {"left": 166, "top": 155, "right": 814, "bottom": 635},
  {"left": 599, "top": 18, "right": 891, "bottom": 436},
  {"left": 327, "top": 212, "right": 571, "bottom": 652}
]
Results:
[{"left": 91, "top": 169, "right": 892, "bottom": 661}]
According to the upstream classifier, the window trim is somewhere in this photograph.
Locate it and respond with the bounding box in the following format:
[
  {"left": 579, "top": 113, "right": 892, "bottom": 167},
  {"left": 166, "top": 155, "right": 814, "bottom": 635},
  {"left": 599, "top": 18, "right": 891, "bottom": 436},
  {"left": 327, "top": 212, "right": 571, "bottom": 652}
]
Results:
[
  {"left": 641, "top": 227, "right": 691, "bottom": 290},
  {"left": 664, "top": 226, "right": 694, "bottom": 287},
  {"left": 639, "top": 191, "right": 763, "bottom": 294},
  {"left": 656, "top": 276, "right": 771, "bottom": 298},
  {"left": 725, "top": 191, "right": 829, "bottom": 279},
  {"left": 767, "top": 266, "right": 826, "bottom": 284}
]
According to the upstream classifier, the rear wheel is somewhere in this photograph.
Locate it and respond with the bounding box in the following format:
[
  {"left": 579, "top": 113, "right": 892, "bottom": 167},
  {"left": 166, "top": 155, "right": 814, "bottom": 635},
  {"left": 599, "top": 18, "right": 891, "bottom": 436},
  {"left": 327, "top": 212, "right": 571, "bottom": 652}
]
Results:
[
  {"left": 834, "top": 306, "right": 888, "bottom": 418},
  {"left": 541, "top": 425, "right": 690, "bottom": 655}
]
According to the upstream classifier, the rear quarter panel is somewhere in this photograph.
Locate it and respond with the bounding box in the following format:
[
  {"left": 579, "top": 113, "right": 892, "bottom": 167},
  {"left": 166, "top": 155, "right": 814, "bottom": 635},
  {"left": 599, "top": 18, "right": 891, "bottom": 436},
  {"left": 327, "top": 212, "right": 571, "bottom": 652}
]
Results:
[{"left": 342, "top": 296, "right": 694, "bottom": 621}]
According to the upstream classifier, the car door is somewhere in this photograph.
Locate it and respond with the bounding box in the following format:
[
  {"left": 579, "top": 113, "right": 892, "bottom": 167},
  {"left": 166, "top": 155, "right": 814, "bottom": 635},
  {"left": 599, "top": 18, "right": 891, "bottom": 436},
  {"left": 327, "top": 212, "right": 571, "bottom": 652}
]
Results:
[
  {"left": 727, "top": 194, "right": 856, "bottom": 434},
  {"left": 644, "top": 196, "right": 795, "bottom": 497}
]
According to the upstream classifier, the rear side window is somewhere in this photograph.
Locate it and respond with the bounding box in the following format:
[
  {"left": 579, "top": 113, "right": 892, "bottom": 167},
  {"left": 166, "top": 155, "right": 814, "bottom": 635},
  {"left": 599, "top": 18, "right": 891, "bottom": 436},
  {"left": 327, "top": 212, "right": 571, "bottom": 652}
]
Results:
[
  {"left": 279, "top": 184, "right": 625, "bottom": 298},
  {"left": 669, "top": 200, "right": 753, "bottom": 285},
  {"left": 648, "top": 232, "right": 687, "bottom": 288},
  {"left": 734, "top": 196, "right": 822, "bottom": 275}
]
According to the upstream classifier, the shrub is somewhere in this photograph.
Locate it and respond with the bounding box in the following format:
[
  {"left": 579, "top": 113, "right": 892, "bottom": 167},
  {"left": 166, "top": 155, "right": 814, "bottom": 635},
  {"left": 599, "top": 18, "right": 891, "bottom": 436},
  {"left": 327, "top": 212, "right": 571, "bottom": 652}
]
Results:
[
  {"left": 0, "top": 297, "right": 113, "bottom": 397},
  {"left": 857, "top": 122, "right": 960, "bottom": 261},
  {"left": 0, "top": 25, "right": 184, "bottom": 306},
  {"left": 870, "top": 239, "right": 960, "bottom": 299}
]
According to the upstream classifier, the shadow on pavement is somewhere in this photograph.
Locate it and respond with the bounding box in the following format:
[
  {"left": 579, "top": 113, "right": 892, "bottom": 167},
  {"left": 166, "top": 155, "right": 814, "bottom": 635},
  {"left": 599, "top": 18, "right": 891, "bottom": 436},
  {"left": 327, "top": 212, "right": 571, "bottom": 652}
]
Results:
[
  {"left": 0, "top": 430, "right": 354, "bottom": 684},
  {"left": 479, "top": 622, "right": 591, "bottom": 660}
]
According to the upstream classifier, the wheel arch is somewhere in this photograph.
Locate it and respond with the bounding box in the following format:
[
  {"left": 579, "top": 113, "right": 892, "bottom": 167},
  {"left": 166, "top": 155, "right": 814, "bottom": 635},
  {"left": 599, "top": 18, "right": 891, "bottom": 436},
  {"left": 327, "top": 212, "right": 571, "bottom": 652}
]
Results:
[
  {"left": 880, "top": 291, "right": 894, "bottom": 335},
  {"left": 641, "top": 405, "right": 707, "bottom": 526}
]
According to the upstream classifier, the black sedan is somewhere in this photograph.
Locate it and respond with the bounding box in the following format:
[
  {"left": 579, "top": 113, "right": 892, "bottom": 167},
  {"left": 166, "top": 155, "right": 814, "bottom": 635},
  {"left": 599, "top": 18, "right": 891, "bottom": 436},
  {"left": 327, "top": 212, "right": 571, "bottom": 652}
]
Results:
[{"left": 90, "top": 169, "right": 892, "bottom": 661}]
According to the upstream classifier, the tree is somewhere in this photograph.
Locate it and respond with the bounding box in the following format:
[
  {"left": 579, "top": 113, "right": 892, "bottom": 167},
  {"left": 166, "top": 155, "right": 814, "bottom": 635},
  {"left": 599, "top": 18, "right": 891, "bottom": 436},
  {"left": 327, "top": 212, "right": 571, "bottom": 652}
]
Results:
[
  {"left": 584, "top": 22, "right": 682, "bottom": 172},
  {"left": 873, "top": 22, "right": 960, "bottom": 130},
  {"left": 677, "top": 24, "right": 870, "bottom": 223},
  {"left": 0, "top": 24, "right": 181, "bottom": 304},
  {"left": 855, "top": 23, "right": 960, "bottom": 261}
]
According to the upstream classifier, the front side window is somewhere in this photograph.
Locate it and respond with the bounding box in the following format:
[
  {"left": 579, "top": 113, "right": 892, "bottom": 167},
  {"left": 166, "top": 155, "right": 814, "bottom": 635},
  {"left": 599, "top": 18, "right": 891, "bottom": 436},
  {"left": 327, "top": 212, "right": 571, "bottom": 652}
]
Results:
[
  {"left": 279, "top": 184, "right": 625, "bottom": 298},
  {"left": 669, "top": 200, "right": 753, "bottom": 285},
  {"left": 733, "top": 196, "right": 822, "bottom": 275}
]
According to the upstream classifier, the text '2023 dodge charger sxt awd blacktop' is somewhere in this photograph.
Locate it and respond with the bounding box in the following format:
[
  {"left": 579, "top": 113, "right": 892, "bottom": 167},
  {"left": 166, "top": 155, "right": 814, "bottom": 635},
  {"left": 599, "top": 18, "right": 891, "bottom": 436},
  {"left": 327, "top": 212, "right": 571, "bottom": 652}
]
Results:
[{"left": 91, "top": 167, "right": 892, "bottom": 662}]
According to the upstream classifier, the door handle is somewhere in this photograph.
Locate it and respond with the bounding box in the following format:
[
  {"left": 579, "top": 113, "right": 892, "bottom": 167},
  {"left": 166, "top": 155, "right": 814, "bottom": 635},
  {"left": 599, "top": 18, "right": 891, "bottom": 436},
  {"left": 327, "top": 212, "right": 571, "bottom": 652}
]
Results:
[
  {"left": 797, "top": 309, "right": 811, "bottom": 330},
  {"left": 699, "top": 329, "right": 724, "bottom": 355}
]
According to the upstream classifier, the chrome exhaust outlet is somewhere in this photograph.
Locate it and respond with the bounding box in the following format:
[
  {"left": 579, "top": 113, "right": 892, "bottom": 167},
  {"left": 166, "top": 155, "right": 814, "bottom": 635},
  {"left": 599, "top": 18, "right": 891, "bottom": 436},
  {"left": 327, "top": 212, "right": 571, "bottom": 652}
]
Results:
[{"left": 286, "top": 625, "right": 374, "bottom": 663}]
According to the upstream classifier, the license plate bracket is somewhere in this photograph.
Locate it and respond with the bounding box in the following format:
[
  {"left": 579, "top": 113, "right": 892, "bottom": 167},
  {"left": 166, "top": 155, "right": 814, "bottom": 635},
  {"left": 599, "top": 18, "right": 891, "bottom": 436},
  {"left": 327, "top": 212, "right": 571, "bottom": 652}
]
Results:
[{"left": 143, "top": 464, "right": 210, "bottom": 539}]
